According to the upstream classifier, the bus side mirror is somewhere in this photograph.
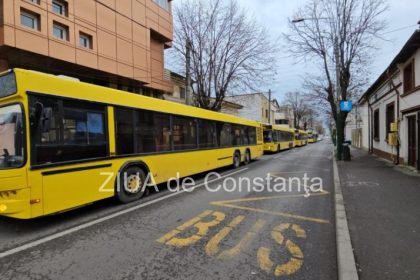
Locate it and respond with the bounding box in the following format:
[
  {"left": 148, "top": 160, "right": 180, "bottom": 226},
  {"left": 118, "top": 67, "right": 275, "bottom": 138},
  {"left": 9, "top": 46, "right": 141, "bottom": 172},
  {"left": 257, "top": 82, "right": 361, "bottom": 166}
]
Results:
[{"left": 41, "top": 107, "right": 52, "bottom": 133}]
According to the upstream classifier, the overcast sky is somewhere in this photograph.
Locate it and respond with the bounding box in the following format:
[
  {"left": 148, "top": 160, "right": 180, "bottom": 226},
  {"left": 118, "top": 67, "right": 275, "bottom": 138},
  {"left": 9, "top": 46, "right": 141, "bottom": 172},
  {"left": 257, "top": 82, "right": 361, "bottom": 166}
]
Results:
[{"left": 169, "top": 0, "right": 420, "bottom": 102}]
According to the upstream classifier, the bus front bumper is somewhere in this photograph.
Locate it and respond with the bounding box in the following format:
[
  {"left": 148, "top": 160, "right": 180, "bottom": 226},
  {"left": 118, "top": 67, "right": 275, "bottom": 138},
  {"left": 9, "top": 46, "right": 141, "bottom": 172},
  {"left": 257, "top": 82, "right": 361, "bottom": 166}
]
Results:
[
  {"left": 0, "top": 173, "right": 31, "bottom": 218},
  {"left": 0, "top": 188, "right": 30, "bottom": 217}
]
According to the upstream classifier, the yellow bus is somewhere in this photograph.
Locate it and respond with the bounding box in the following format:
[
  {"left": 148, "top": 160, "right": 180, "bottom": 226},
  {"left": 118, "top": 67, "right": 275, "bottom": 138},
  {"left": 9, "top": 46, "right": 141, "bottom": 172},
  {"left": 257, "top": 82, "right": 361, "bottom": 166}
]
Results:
[
  {"left": 0, "top": 69, "right": 264, "bottom": 219},
  {"left": 308, "top": 131, "right": 318, "bottom": 143},
  {"left": 263, "top": 125, "right": 294, "bottom": 153},
  {"left": 294, "top": 129, "right": 308, "bottom": 147}
]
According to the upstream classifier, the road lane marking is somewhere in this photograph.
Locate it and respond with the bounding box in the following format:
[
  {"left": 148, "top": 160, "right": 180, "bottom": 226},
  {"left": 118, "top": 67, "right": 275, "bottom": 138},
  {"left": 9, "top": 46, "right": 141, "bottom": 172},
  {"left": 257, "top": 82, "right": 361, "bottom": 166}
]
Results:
[
  {"left": 210, "top": 192, "right": 330, "bottom": 224},
  {"left": 0, "top": 168, "right": 249, "bottom": 259},
  {"left": 257, "top": 223, "right": 306, "bottom": 277}
]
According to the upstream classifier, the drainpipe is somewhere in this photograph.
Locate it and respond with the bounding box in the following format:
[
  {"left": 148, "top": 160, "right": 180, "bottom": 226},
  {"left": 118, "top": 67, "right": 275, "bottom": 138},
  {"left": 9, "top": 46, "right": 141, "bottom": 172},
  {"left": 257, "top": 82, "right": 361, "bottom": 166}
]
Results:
[
  {"left": 368, "top": 99, "right": 373, "bottom": 154},
  {"left": 396, "top": 84, "right": 400, "bottom": 165}
]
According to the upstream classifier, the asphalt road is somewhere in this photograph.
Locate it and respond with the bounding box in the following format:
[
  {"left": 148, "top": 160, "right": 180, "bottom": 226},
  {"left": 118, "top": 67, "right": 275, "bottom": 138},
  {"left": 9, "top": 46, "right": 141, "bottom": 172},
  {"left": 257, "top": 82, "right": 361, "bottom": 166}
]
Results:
[{"left": 0, "top": 141, "right": 337, "bottom": 280}]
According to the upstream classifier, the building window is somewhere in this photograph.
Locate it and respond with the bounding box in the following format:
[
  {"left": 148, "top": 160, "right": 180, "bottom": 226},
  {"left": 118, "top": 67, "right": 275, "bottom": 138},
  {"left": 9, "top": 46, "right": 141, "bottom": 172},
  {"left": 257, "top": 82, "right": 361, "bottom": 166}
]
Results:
[
  {"left": 53, "top": 22, "right": 69, "bottom": 41},
  {"left": 20, "top": 9, "right": 40, "bottom": 31},
  {"left": 154, "top": 0, "right": 168, "bottom": 10},
  {"left": 373, "top": 109, "right": 380, "bottom": 141},
  {"left": 386, "top": 102, "right": 395, "bottom": 138},
  {"left": 180, "top": 87, "right": 186, "bottom": 99},
  {"left": 403, "top": 60, "right": 415, "bottom": 93},
  {"left": 52, "top": 0, "right": 68, "bottom": 16},
  {"left": 79, "top": 32, "right": 92, "bottom": 49},
  {"left": 28, "top": 0, "right": 41, "bottom": 4}
]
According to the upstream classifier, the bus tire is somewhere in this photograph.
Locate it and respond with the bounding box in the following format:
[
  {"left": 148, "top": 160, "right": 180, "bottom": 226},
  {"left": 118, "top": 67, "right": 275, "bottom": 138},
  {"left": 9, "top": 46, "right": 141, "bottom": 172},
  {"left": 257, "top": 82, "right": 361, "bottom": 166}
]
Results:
[
  {"left": 244, "top": 150, "right": 251, "bottom": 165},
  {"left": 233, "top": 151, "right": 241, "bottom": 168},
  {"left": 116, "top": 166, "right": 147, "bottom": 204}
]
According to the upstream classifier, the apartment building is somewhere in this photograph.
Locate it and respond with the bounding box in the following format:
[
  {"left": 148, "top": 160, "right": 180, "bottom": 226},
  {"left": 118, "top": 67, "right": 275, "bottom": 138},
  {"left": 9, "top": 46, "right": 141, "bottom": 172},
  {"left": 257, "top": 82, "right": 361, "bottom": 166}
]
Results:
[
  {"left": 0, "top": 0, "right": 173, "bottom": 95},
  {"left": 358, "top": 30, "right": 420, "bottom": 170}
]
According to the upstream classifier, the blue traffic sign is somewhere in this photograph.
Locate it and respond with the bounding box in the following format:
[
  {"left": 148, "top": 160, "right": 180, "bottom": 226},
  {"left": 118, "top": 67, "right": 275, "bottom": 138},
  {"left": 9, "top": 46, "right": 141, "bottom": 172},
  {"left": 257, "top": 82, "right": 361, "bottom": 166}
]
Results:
[{"left": 340, "top": 101, "right": 353, "bottom": 112}]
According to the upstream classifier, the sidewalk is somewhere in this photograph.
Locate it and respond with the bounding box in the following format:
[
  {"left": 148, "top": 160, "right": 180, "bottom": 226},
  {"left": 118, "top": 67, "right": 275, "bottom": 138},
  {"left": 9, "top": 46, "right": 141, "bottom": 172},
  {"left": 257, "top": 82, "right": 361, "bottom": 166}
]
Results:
[{"left": 337, "top": 148, "right": 420, "bottom": 280}]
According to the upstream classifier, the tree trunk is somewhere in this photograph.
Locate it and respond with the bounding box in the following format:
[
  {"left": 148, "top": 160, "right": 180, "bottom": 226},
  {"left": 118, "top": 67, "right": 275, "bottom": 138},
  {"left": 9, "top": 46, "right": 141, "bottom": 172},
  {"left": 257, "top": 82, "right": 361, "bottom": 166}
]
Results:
[{"left": 336, "top": 111, "right": 346, "bottom": 161}]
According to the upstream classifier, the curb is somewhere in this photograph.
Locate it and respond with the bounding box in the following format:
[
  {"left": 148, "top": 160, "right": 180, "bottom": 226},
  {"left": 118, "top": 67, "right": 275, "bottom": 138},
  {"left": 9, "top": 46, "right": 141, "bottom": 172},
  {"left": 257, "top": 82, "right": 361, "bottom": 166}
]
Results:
[{"left": 333, "top": 157, "right": 359, "bottom": 280}]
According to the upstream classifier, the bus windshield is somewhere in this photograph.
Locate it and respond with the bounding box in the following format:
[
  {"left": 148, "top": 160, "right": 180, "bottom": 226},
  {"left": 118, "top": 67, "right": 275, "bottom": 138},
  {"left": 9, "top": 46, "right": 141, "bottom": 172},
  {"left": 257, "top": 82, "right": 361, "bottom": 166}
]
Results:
[
  {"left": 0, "top": 73, "right": 17, "bottom": 98},
  {"left": 0, "top": 104, "right": 25, "bottom": 169},
  {"left": 263, "top": 131, "right": 272, "bottom": 142}
]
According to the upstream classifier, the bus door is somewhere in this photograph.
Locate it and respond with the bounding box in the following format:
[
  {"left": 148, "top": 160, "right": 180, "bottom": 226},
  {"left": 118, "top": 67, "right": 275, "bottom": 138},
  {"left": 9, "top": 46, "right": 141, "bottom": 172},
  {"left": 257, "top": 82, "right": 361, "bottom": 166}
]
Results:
[{"left": 28, "top": 94, "right": 115, "bottom": 215}]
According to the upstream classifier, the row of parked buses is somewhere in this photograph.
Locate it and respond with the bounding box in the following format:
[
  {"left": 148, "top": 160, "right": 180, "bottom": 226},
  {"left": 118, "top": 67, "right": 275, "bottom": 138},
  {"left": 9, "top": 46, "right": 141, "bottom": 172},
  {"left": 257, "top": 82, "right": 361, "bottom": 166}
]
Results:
[
  {"left": 0, "top": 69, "right": 318, "bottom": 219},
  {"left": 262, "top": 124, "right": 318, "bottom": 153}
]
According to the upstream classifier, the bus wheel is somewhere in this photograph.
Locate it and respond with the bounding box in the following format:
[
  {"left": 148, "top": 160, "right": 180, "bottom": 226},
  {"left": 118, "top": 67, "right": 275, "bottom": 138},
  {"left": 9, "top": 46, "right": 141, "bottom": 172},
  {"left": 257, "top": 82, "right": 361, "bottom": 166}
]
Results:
[
  {"left": 244, "top": 150, "right": 251, "bottom": 165},
  {"left": 233, "top": 151, "right": 241, "bottom": 168},
  {"left": 117, "top": 166, "right": 146, "bottom": 203}
]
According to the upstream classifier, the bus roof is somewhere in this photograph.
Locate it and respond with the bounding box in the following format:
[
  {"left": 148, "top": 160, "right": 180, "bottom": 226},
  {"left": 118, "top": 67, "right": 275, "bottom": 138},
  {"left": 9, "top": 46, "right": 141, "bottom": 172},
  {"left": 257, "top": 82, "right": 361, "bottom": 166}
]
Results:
[
  {"left": 271, "top": 125, "right": 295, "bottom": 133},
  {"left": 13, "top": 69, "right": 261, "bottom": 127}
]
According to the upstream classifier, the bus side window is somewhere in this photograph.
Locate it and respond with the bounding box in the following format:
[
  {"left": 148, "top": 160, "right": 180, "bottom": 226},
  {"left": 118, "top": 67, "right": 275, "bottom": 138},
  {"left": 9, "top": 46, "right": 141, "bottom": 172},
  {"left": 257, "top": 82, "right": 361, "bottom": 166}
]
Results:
[
  {"left": 217, "top": 123, "right": 231, "bottom": 147},
  {"left": 29, "top": 95, "right": 108, "bottom": 166}
]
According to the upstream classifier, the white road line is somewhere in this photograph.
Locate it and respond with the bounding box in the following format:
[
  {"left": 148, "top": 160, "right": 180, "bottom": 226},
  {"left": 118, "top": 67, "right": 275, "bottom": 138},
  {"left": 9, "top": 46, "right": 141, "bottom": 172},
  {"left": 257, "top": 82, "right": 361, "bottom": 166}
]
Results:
[{"left": 0, "top": 167, "right": 249, "bottom": 259}]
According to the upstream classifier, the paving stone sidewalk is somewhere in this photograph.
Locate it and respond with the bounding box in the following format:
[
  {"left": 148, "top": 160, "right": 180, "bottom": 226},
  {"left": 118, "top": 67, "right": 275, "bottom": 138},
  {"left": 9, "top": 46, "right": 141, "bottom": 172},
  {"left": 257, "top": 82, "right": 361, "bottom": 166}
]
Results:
[{"left": 338, "top": 148, "right": 420, "bottom": 280}]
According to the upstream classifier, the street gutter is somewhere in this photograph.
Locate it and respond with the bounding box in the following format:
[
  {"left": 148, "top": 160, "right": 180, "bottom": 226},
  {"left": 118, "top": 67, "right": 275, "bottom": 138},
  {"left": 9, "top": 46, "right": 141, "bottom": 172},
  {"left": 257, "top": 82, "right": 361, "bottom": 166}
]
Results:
[{"left": 333, "top": 155, "right": 359, "bottom": 280}]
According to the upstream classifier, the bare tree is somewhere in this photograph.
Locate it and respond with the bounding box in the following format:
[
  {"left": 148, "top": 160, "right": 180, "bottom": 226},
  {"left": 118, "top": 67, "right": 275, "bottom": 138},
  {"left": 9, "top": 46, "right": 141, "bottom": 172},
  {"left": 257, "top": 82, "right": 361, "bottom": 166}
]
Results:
[
  {"left": 284, "top": 91, "right": 309, "bottom": 129},
  {"left": 302, "top": 108, "right": 321, "bottom": 130},
  {"left": 285, "top": 0, "right": 387, "bottom": 160},
  {"left": 171, "top": 0, "right": 279, "bottom": 111}
]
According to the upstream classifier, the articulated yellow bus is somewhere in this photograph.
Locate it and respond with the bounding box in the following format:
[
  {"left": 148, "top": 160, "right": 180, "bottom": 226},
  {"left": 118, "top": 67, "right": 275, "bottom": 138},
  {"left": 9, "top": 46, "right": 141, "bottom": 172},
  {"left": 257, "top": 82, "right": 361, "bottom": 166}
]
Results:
[
  {"left": 308, "top": 131, "right": 318, "bottom": 143},
  {"left": 0, "top": 69, "right": 264, "bottom": 219},
  {"left": 294, "top": 129, "right": 308, "bottom": 147},
  {"left": 263, "top": 125, "right": 294, "bottom": 153}
]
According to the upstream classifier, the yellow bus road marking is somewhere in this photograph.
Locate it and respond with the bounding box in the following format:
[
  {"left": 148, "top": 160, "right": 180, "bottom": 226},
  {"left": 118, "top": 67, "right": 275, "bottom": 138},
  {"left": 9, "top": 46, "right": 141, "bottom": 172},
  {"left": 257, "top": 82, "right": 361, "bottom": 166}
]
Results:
[
  {"left": 157, "top": 210, "right": 214, "bottom": 244},
  {"left": 158, "top": 212, "right": 309, "bottom": 278},
  {"left": 205, "top": 215, "right": 245, "bottom": 256},
  {"left": 212, "top": 191, "right": 329, "bottom": 204},
  {"left": 217, "top": 219, "right": 266, "bottom": 259},
  {"left": 0, "top": 168, "right": 249, "bottom": 259},
  {"left": 158, "top": 210, "right": 226, "bottom": 247},
  {"left": 257, "top": 223, "right": 306, "bottom": 277},
  {"left": 269, "top": 170, "right": 330, "bottom": 175},
  {"left": 257, "top": 247, "right": 274, "bottom": 273},
  {"left": 210, "top": 192, "right": 330, "bottom": 224}
]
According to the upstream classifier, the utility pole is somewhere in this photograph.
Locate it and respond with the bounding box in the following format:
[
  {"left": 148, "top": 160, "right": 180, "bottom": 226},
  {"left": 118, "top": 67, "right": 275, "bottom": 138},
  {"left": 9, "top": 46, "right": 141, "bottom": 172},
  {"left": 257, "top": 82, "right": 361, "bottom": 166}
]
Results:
[
  {"left": 185, "top": 39, "right": 192, "bottom": 106},
  {"left": 268, "top": 89, "right": 272, "bottom": 124}
]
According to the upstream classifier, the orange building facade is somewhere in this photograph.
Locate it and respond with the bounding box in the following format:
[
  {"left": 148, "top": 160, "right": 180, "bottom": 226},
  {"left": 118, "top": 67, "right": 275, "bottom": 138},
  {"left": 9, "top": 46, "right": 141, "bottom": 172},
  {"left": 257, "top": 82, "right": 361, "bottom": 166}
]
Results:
[{"left": 0, "top": 0, "right": 173, "bottom": 94}]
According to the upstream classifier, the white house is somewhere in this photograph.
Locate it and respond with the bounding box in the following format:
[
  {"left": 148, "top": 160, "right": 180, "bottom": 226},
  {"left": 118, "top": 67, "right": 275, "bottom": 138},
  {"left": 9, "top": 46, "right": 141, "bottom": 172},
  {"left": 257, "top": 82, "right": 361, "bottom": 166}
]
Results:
[
  {"left": 358, "top": 30, "right": 420, "bottom": 170},
  {"left": 225, "top": 93, "right": 275, "bottom": 124}
]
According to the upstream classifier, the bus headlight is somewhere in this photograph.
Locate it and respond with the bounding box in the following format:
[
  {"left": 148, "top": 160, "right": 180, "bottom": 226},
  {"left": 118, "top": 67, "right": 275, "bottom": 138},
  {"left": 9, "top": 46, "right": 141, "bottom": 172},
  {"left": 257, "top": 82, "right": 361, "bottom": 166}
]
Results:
[{"left": 0, "top": 204, "right": 7, "bottom": 212}]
